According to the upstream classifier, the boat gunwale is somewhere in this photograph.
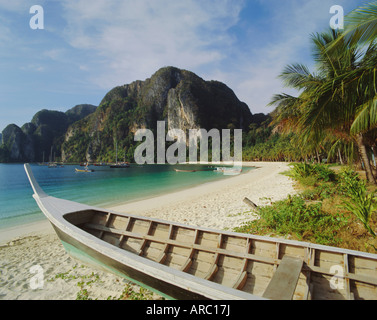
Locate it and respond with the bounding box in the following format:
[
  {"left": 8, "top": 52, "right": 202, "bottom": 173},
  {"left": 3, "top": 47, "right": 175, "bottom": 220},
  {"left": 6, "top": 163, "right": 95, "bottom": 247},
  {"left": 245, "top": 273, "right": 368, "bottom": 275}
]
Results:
[{"left": 24, "top": 164, "right": 377, "bottom": 300}]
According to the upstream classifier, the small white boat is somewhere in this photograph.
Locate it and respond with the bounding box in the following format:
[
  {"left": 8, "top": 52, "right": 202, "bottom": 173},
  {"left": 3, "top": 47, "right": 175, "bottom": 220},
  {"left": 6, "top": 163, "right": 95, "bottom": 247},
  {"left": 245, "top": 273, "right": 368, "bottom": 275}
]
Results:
[
  {"left": 214, "top": 167, "right": 242, "bottom": 175},
  {"left": 75, "top": 168, "right": 94, "bottom": 173}
]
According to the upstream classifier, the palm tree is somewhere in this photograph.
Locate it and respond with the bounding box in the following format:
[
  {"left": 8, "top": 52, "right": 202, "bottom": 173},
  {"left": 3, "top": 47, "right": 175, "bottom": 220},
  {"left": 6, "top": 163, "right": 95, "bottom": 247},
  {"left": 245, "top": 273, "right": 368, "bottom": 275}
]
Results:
[
  {"left": 271, "top": 29, "right": 377, "bottom": 183},
  {"left": 309, "top": 30, "right": 377, "bottom": 183}
]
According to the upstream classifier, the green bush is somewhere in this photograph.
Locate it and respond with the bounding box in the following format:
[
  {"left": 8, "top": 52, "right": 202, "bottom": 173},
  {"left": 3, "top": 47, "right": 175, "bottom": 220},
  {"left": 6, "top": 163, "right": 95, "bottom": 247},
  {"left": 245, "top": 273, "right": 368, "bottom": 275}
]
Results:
[
  {"left": 338, "top": 168, "right": 376, "bottom": 237},
  {"left": 312, "top": 165, "right": 336, "bottom": 182},
  {"left": 289, "top": 162, "right": 315, "bottom": 179},
  {"left": 337, "top": 167, "right": 365, "bottom": 197},
  {"left": 289, "top": 163, "right": 336, "bottom": 183},
  {"left": 235, "top": 195, "right": 346, "bottom": 246}
]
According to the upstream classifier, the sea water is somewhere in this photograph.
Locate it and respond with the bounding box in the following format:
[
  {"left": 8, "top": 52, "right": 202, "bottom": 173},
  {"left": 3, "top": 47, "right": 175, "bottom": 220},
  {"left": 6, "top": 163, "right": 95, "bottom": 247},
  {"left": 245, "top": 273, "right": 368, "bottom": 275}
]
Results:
[{"left": 0, "top": 163, "right": 251, "bottom": 229}]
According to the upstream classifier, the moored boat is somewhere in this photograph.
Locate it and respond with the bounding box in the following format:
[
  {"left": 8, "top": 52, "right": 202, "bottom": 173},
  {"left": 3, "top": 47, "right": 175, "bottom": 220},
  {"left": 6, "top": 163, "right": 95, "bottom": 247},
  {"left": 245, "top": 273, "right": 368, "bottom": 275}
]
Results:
[
  {"left": 94, "top": 163, "right": 107, "bottom": 166},
  {"left": 75, "top": 168, "right": 94, "bottom": 173},
  {"left": 24, "top": 163, "right": 377, "bottom": 300},
  {"left": 174, "top": 169, "right": 197, "bottom": 173},
  {"left": 214, "top": 167, "right": 242, "bottom": 175},
  {"left": 110, "top": 163, "right": 130, "bottom": 168}
]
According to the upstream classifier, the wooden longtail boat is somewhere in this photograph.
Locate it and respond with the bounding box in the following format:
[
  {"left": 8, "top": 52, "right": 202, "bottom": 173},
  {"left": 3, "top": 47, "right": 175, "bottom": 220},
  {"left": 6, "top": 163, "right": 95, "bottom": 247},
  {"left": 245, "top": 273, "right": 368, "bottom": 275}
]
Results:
[{"left": 24, "top": 163, "right": 377, "bottom": 300}]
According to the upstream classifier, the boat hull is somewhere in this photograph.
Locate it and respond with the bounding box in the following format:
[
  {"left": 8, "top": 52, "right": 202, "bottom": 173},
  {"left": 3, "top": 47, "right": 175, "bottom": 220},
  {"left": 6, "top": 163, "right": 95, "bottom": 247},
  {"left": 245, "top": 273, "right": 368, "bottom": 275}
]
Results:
[{"left": 52, "top": 224, "right": 207, "bottom": 300}]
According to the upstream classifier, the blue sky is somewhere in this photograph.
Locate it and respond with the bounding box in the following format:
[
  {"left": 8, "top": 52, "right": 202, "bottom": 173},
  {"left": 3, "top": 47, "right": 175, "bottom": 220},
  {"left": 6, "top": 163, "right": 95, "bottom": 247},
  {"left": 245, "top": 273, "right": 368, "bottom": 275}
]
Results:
[{"left": 0, "top": 0, "right": 367, "bottom": 132}]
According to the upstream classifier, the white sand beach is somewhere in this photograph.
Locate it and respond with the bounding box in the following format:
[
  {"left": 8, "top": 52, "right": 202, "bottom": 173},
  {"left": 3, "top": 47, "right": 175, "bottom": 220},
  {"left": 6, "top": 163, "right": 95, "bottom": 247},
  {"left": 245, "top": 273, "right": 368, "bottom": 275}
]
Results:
[{"left": 0, "top": 162, "right": 296, "bottom": 300}]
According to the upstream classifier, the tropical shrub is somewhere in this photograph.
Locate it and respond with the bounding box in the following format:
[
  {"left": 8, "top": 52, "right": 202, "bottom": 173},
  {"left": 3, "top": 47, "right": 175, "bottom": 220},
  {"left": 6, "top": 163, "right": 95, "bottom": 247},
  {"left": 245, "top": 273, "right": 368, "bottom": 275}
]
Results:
[
  {"left": 339, "top": 168, "right": 377, "bottom": 237},
  {"left": 235, "top": 195, "right": 346, "bottom": 246},
  {"left": 289, "top": 163, "right": 336, "bottom": 183}
]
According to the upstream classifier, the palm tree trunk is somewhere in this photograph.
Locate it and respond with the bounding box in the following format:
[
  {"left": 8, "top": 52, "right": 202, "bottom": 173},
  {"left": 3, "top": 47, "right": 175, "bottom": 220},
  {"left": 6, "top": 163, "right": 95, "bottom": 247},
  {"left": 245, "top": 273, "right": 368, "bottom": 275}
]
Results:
[
  {"left": 316, "top": 149, "right": 321, "bottom": 164},
  {"left": 356, "top": 134, "right": 376, "bottom": 184},
  {"left": 338, "top": 148, "right": 344, "bottom": 165},
  {"left": 371, "top": 144, "right": 377, "bottom": 168}
]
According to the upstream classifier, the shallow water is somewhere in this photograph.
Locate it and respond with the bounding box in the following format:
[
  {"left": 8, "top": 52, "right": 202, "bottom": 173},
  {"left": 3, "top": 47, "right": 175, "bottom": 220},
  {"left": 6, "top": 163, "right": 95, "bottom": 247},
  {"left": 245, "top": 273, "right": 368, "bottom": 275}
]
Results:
[{"left": 0, "top": 163, "right": 251, "bottom": 229}]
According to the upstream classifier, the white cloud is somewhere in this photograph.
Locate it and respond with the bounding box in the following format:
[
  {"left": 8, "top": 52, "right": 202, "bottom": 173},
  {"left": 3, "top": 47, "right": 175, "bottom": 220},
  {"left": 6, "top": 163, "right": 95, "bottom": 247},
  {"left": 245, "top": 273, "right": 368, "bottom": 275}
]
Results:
[
  {"left": 202, "top": 0, "right": 360, "bottom": 114},
  {"left": 59, "top": 0, "right": 245, "bottom": 88},
  {"left": 19, "top": 64, "right": 45, "bottom": 72},
  {"left": 43, "top": 49, "right": 67, "bottom": 61},
  {"left": 0, "top": 0, "right": 44, "bottom": 12}
]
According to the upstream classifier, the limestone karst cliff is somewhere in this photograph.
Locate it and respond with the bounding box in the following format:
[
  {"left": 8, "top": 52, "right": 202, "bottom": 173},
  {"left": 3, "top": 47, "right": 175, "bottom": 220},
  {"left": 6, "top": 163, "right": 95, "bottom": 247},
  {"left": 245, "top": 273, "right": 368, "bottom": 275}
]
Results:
[
  {"left": 62, "top": 67, "right": 253, "bottom": 163},
  {"left": 0, "top": 104, "right": 97, "bottom": 162}
]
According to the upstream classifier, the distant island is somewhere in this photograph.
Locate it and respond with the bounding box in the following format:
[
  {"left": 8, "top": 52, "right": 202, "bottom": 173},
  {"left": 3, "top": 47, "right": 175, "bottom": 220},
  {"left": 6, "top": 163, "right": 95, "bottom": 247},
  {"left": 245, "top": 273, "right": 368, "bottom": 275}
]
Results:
[{"left": 0, "top": 104, "right": 97, "bottom": 163}]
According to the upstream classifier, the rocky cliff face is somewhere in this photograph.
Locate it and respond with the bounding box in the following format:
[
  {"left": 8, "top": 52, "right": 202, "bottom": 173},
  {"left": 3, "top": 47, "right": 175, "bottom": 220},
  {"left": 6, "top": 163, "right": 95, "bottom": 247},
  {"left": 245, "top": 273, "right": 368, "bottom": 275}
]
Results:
[
  {"left": 0, "top": 104, "right": 97, "bottom": 162},
  {"left": 1, "top": 124, "right": 26, "bottom": 161},
  {"left": 62, "top": 67, "right": 253, "bottom": 163},
  {"left": 0, "top": 67, "right": 254, "bottom": 163}
]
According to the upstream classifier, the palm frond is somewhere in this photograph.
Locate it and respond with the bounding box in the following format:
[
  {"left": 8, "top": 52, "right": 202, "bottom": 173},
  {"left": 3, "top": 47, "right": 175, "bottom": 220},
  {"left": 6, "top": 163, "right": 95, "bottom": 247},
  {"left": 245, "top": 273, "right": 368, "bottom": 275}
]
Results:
[
  {"left": 278, "top": 64, "right": 319, "bottom": 89},
  {"left": 351, "top": 96, "right": 377, "bottom": 134},
  {"left": 346, "top": 1, "right": 377, "bottom": 45},
  {"left": 327, "top": 1, "right": 377, "bottom": 51}
]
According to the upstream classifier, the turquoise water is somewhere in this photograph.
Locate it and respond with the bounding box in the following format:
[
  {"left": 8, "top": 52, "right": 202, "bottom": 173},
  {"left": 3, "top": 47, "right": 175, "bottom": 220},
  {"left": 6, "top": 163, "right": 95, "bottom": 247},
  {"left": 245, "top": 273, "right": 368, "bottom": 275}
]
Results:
[{"left": 0, "top": 163, "right": 251, "bottom": 229}]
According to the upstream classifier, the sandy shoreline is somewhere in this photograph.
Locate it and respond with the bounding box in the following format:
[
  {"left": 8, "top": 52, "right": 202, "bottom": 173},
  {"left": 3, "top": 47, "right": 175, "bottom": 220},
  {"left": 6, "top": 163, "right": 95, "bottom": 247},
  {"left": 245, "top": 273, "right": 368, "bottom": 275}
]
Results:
[{"left": 0, "top": 162, "right": 296, "bottom": 300}]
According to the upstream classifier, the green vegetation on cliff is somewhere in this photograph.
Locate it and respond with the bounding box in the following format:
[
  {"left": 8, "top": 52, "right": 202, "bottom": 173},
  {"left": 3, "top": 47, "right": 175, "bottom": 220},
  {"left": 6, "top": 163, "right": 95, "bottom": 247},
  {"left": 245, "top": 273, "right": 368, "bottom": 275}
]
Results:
[
  {"left": 61, "top": 67, "right": 253, "bottom": 163},
  {"left": 0, "top": 104, "right": 97, "bottom": 162}
]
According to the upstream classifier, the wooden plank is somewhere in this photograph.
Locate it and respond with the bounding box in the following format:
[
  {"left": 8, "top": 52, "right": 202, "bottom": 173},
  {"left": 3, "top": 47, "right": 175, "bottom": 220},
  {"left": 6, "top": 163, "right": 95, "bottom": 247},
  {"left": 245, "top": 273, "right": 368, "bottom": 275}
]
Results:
[
  {"left": 157, "top": 224, "right": 174, "bottom": 264},
  {"left": 263, "top": 256, "right": 303, "bottom": 300},
  {"left": 165, "top": 246, "right": 192, "bottom": 269},
  {"left": 180, "top": 248, "right": 195, "bottom": 272},
  {"left": 204, "top": 253, "right": 220, "bottom": 280},
  {"left": 205, "top": 235, "right": 222, "bottom": 280},
  {"left": 137, "top": 221, "right": 153, "bottom": 255},
  {"left": 233, "top": 271, "right": 248, "bottom": 290},
  {"left": 118, "top": 217, "right": 133, "bottom": 248},
  {"left": 222, "top": 235, "right": 248, "bottom": 252},
  {"left": 110, "top": 215, "right": 129, "bottom": 229},
  {"left": 197, "top": 231, "right": 220, "bottom": 247},
  {"left": 150, "top": 222, "right": 170, "bottom": 238},
  {"left": 315, "top": 250, "right": 344, "bottom": 269},
  {"left": 250, "top": 240, "right": 277, "bottom": 258},
  {"left": 344, "top": 254, "right": 354, "bottom": 300},
  {"left": 190, "top": 251, "right": 215, "bottom": 277},
  {"left": 279, "top": 244, "right": 306, "bottom": 259},
  {"left": 303, "top": 248, "right": 314, "bottom": 300},
  {"left": 350, "top": 255, "right": 377, "bottom": 277},
  {"left": 99, "top": 213, "right": 112, "bottom": 239},
  {"left": 307, "top": 265, "right": 377, "bottom": 286},
  {"left": 232, "top": 238, "right": 252, "bottom": 290},
  {"left": 143, "top": 241, "right": 166, "bottom": 262},
  {"left": 180, "top": 230, "right": 199, "bottom": 273},
  {"left": 232, "top": 259, "right": 248, "bottom": 290},
  {"left": 173, "top": 227, "right": 197, "bottom": 243},
  {"left": 243, "top": 197, "right": 259, "bottom": 211}
]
